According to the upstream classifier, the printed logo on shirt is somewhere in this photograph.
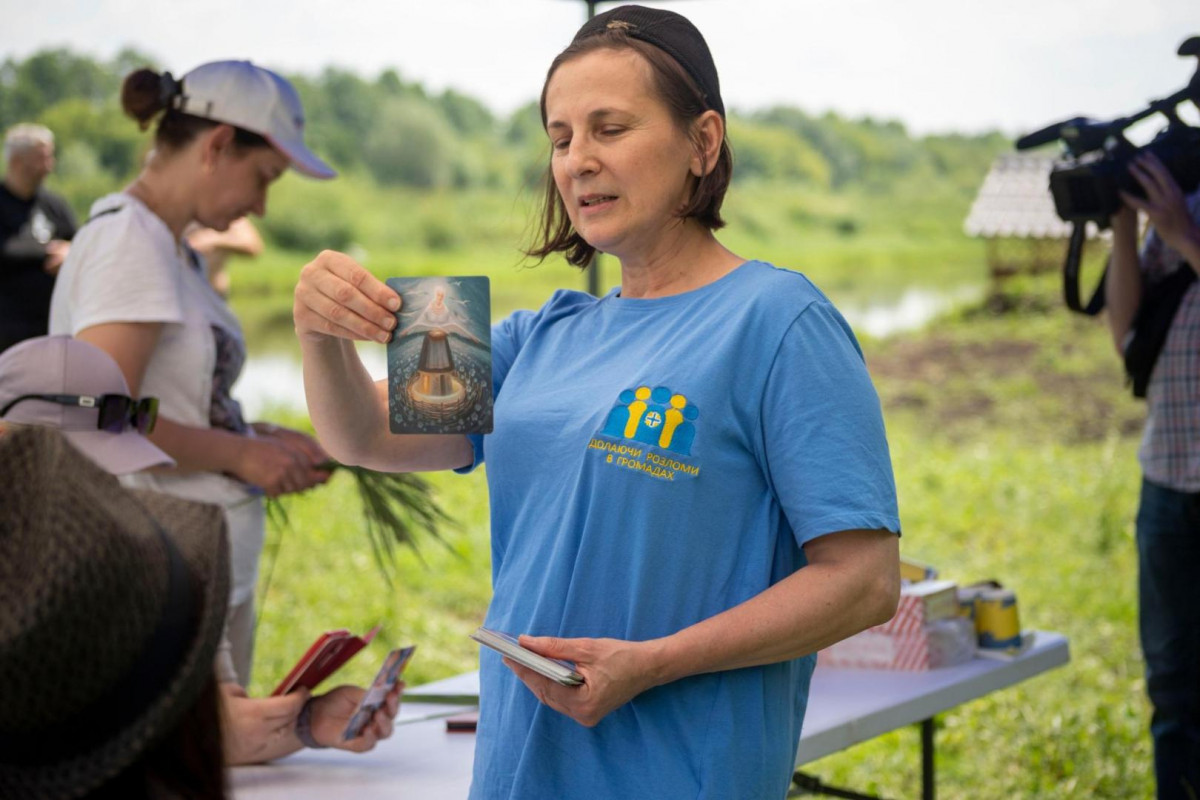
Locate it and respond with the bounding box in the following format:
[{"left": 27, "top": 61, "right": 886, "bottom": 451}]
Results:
[{"left": 587, "top": 385, "right": 701, "bottom": 481}]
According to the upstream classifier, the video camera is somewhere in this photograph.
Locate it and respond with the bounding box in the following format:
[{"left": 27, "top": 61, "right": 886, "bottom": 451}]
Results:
[{"left": 1014, "top": 36, "right": 1200, "bottom": 314}]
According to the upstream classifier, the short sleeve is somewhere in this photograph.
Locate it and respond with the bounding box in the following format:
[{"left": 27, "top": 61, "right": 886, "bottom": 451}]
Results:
[
  {"left": 760, "top": 301, "right": 901, "bottom": 546},
  {"left": 59, "top": 212, "right": 185, "bottom": 335},
  {"left": 455, "top": 307, "right": 541, "bottom": 473},
  {"left": 455, "top": 290, "right": 595, "bottom": 474}
]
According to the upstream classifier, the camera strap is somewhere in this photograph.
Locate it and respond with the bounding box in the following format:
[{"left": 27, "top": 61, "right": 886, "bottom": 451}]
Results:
[{"left": 1062, "top": 222, "right": 1107, "bottom": 316}]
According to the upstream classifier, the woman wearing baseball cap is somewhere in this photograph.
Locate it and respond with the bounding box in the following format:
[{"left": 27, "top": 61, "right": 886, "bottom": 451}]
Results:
[
  {"left": 294, "top": 7, "right": 902, "bottom": 798},
  {"left": 48, "top": 61, "right": 335, "bottom": 691}
]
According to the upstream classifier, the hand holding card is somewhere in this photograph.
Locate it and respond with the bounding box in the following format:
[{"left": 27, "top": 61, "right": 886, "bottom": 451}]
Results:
[
  {"left": 342, "top": 645, "right": 417, "bottom": 741},
  {"left": 386, "top": 277, "right": 493, "bottom": 435},
  {"left": 470, "top": 627, "right": 584, "bottom": 686}
]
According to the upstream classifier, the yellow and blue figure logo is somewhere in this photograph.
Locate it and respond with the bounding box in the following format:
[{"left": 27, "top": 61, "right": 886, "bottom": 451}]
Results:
[{"left": 600, "top": 385, "right": 699, "bottom": 455}]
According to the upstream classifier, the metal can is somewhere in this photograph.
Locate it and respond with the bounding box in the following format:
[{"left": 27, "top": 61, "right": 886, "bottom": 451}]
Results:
[
  {"left": 956, "top": 585, "right": 988, "bottom": 624},
  {"left": 975, "top": 588, "right": 1022, "bottom": 650}
]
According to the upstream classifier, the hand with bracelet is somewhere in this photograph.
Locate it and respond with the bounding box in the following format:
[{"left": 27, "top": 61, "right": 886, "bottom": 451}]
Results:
[{"left": 220, "top": 681, "right": 404, "bottom": 765}]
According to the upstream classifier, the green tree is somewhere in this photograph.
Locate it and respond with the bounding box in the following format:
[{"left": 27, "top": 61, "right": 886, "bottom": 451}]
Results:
[
  {"left": 727, "top": 117, "right": 831, "bottom": 187},
  {"left": 363, "top": 98, "right": 457, "bottom": 188},
  {"left": 38, "top": 97, "right": 147, "bottom": 179},
  {"left": 0, "top": 49, "right": 116, "bottom": 129},
  {"left": 437, "top": 89, "right": 495, "bottom": 137}
]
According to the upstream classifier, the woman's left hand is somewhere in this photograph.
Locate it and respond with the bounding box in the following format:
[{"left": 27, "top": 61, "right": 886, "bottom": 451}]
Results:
[
  {"left": 505, "top": 635, "right": 662, "bottom": 728},
  {"left": 250, "top": 422, "right": 333, "bottom": 492}
]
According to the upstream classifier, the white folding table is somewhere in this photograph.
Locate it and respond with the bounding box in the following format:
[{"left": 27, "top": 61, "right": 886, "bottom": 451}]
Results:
[{"left": 231, "top": 631, "right": 1069, "bottom": 800}]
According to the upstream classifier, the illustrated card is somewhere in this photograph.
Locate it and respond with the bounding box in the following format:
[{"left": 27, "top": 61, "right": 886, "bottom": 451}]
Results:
[
  {"left": 386, "top": 277, "right": 493, "bottom": 435},
  {"left": 342, "top": 645, "right": 416, "bottom": 741}
]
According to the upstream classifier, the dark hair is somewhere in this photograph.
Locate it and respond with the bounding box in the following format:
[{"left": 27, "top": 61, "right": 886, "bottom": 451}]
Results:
[
  {"left": 84, "top": 675, "right": 227, "bottom": 800},
  {"left": 121, "top": 68, "right": 270, "bottom": 153},
  {"left": 526, "top": 29, "right": 733, "bottom": 268}
]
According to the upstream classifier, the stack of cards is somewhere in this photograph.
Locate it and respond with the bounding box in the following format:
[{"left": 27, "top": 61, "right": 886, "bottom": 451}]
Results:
[
  {"left": 272, "top": 626, "right": 380, "bottom": 696},
  {"left": 470, "top": 627, "right": 583, "bottom": 686}
]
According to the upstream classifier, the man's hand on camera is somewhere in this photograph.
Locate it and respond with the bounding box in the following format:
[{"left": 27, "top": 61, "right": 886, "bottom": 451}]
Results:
[{"left": 1120, "top": 153, "right": 1198, "bottom": 253}]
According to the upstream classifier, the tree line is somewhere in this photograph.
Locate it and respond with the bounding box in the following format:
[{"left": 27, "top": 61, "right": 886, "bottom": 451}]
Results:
[{"left": 1, "top": 47, "right": 1009, "bottom": 244}]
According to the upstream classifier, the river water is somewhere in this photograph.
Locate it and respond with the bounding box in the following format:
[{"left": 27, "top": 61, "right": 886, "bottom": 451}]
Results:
[{"left": 236, "top": 282, "right": 983, "bottom": 418}]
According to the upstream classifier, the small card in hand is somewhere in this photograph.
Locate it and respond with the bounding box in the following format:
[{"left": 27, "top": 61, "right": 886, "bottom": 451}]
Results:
[
  {"left": 386, "top": 277, "right": 492, "bottom": 435},
  {"left": 470, "top": 627, "right": 583, "bottom": 686},
  {"left": 342, "top": 645, "right": 416, "bottom": 741},
  {"left": 272, "top": 626, "right": 380, "bottom": 696}
]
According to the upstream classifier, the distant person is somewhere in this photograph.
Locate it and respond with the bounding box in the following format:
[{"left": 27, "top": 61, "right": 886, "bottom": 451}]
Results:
[
  {"left": 0, "top": 123, "right": 77, "bottom": 353},
  {"left": 0, "top": 424, "right": 231, "bottom": 800},
  {"left": 187, "top": 216, "right": 264, "bottom": 298},
  {"left": 1105, "top": 152, "right": 1200, "bottom": 800},
  {"left": 0, "top": 335, "right": 404, "bottom": 768},
  {"left": 49, "top": 60, "right": 336, "bottom": 687},
  {"left": 294, "top": 6, "right": 901, "bottom": 799}
]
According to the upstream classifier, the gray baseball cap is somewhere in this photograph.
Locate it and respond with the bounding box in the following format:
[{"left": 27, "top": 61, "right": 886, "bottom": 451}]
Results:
[
  {"left": 0, "top": 335, "right": 175, "bottom": 475},
  {"left": 174, "top": 60, "right": 336, "bottom": 180}
]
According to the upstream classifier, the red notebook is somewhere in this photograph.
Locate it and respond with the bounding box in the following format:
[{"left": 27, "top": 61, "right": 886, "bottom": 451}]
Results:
[{"left": 272, "top": 625, "right": 380, "bottom": 696}]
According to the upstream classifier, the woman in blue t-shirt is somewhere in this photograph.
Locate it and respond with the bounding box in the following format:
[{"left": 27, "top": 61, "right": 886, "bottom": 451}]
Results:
[{"left": 294, "top": 6, "right": 902, "bottom": 799}]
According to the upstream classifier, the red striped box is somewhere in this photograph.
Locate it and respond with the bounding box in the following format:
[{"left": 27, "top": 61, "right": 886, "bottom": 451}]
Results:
[
  {"left": 871, "top": 579, "right": 959, "bottom": 636},
  {"left": 819, "top": 617, "right": 976, "bottom": 671}
]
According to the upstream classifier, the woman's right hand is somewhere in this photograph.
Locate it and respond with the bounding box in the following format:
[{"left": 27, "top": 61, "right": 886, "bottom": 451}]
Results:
[
  {"left": 232, "top": 434, "right": 329, "bottom": 497},
  {"left": 293, "top": 250, "right": 401, "bottom": 344}
]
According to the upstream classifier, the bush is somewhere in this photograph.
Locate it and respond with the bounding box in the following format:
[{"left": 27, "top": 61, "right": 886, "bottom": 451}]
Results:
[
  {"left": 363, "top": 98, "right": 457, "bottom": 189},
  {"left": 260, "top": 174, "right": 356, "bottom": 252}
]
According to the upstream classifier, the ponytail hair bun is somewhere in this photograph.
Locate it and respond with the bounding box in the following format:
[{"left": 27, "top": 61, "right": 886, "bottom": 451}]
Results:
[{"left": 121, "top": 68, "right": 180, "bottom": 131}]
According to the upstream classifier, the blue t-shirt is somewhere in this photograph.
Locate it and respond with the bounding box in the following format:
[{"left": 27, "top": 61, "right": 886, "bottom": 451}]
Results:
[{"left": 466, "top": 260, "right": 900, "bottom": 800}]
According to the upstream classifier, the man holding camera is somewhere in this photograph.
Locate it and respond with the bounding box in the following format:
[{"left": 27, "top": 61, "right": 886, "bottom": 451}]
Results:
[{"left": 1106, "top": 152, "right": 1200, "bottom": 800}]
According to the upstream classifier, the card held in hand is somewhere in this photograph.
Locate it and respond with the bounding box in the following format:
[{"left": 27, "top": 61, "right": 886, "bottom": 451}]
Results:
[
  {"left": 271, "top": 625, "right": 380, "bottom": 696},
  {"left": 386, "top": 277, "right": 492, "bottom": 435},
  {"left": 342, "top": 645, "right": 417, "bottom": 741},
  {"left": 470, "top": 627, "right": 584, "bottom": 686}
]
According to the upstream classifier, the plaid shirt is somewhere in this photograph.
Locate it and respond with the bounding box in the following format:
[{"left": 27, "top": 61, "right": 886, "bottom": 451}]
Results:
[{"left": 1138, "top": 189, "right": 1200, "bottom": 492}]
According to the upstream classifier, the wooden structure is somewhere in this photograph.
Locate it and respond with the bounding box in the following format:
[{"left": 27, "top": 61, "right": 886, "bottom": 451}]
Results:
[{"left": 964, "top": 154, "right": 1101, "bottom": 281}]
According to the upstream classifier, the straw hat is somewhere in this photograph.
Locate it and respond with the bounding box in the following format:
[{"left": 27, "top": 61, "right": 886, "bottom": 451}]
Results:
[{"left": 0, "top": 426, "right": 229, "bottom": 799}]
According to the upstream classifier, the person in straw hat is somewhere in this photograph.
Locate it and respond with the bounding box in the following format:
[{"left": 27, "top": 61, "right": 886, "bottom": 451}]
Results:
[
  {"left": 0, "top": 335, "right": 403, "bottom": 768},
  {"left": 0, "top": 424, "right": 232, "bottom": 799}
]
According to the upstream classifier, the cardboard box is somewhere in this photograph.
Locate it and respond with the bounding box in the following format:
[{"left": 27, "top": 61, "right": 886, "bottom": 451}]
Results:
[
  {"left": 872, "top": 579, "right": 959, "bottom": 636},
  {"left": 819, "top": 617, "right": 976, "bottom": 671}
]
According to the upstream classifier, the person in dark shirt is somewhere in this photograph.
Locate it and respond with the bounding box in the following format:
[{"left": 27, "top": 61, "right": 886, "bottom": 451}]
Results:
[{"left": 0, "top": 124, "right": 78, "bottom": 353}]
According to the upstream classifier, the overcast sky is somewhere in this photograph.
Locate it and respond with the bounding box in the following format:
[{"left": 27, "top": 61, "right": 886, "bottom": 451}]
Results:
[{"left": 4, "top": 0, "right": 1200, "bottom": 138}]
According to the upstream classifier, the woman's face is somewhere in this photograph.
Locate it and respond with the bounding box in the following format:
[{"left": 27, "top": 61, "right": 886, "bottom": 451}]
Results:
[
  {"left": 195, "top": 135, "right": 288, "bottom": 231},
  {"left": 544, "top": 48, "right": 699, "bottom": 262}
]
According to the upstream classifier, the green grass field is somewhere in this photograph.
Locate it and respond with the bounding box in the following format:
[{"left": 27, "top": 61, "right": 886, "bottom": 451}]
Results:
[{"left": 235, "top": 187, "right": 1153, "bottom": 797}]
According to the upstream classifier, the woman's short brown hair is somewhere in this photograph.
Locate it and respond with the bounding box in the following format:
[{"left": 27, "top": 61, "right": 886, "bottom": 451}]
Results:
[{"left": 526, "top": 29, "right": 734, "bottom": 268}]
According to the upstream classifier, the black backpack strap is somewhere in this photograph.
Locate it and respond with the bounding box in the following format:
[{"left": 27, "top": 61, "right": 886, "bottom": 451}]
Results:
[
  {"left": 76, "top": 205, "right": 124, "bottom": 232},
  {"left": 1124, "top": 262, "right": 1197, "bottom": 398}
]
